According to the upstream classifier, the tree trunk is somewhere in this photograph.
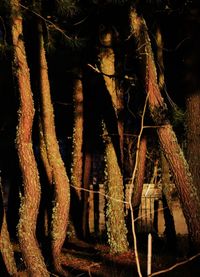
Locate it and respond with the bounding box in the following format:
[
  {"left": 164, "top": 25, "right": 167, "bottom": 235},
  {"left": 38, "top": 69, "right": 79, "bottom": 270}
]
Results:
[
  {"left": 37, "top": 21, "right": 70, "bottom": 274},
  {"left": 186, "top": 92, "right": 200, "bottom": 199},
  {"left": 10, "top": 1, "right": 49, "bottom": 275},
  {"left": 98, "top": 29, "right": 128, "bottom": 253},
  {"left": 82, "top": 153, "right": 92, "bottom": 239},
  {"left": 71, "top": 75, "right": 83, "bottom": 201},
  {"left": 103, "top": 125, "right": 129, "bottom": 253},
  {"left": 132, "top": 135, "right": 147, "bottom": 208},
  {"left": 0, "top": 184, "right": 17, "bottom": 275},
  {"left": 160, "top": 153, "right": 177, "bottom": 251},
  {"left": 70, "top": 75, "right": 84, "bottom": 238},
  {"left": 130, "top": 7, "right": 200, "bottom": 249},
  {"left": 99, "top": 28, "right": 124, "bottom": 164}
]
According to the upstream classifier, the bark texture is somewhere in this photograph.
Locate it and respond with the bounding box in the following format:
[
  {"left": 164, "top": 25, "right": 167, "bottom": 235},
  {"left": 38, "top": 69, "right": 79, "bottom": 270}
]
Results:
[
  {"left": 0, "top": 185, "right": 17, "bottom": 275},
  {"left": 130, "top": 7, "right": 200, "bottom": 248},
  {"left": 71, "top": 76, "right": 84, "bottom": 201},
  {"left": 186, "top": 93, "right": 200, "bottom": 199},
  {"left": 99, "top": 29, "right": 128, "bottom": 253},
  {"left": 99, "top": 29, "right": 124, "bottom": 163},
  {"left": 11, "top": 1, "right": 49, "bottom": 275},
  {"left": 38, "top": 22, "right": 70, "bottom": 274},
  {"left": 132, "top": 135, "right": 147, "bottom": 208},
  {"left": 104, "top": 129, "right": 129, "bottom": 253}
]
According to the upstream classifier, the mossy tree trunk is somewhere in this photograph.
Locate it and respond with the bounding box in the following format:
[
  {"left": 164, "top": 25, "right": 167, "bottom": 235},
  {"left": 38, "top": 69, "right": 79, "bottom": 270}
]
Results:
[
  {"left": 71, "top": 75, "right": 83, "bottom": 201},
  {"left": 71, "top": 75, "right": 84, "bottom": 238},
  {"left": 37, "top": 21, "right": 70, "bottom": 274},
  {"left": 98, "top": 29, "right": 128, "bottom": 253},
  {"left": 103, "top": 127, "right": 129, "bottom": 253},
  {"left": 10, "top": 0, "right": 49, "bottom": 275},
  {"left": 130, "top": 7, "right": 200, "bottom": 249},
  {"left": 99, "top": 28, "right": 124, "bottom": 164}
]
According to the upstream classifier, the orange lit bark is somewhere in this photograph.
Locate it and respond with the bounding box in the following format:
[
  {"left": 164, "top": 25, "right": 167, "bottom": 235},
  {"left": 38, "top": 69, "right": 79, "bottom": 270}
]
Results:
[
  {"left": 130, "top": 7, "right": 200, "bottom": 248},
  {"left": 11, "top": 0, "right": 49, "bottom": 275},
  {"left": 38, "top": 21, "right": 70, "bottom": 274}
]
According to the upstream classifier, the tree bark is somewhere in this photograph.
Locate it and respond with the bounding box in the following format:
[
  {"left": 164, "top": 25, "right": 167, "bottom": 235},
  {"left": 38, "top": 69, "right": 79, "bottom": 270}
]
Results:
[
  {"left": 99, "top": 28, "right": 124, "bottom": 164},
  {"left": 186, "top": 92, "right": 200, "bottom": 199},
  {"left": 71, "top": 75, "right": 84, "bottom": 201},
  {"left": 0, "top": 184, "right": 17, "bottom": 275},
  {"left": 10, "top": 1, "right": 49, "bottom": 275},
  {"left": 130, "top": 7, "right": 200, "bottom": 249},
  {"left": 37, "top": 21, "right": 70, "bottom": 274},
  {"left": 132, "top": 135, "right": 147, "bottom": 208},
  {"left": 103, "top": 125, "right": 129, "bottom": 253},
  {"left": 98, "top": 29, "right": 128, "bottom": 253}
]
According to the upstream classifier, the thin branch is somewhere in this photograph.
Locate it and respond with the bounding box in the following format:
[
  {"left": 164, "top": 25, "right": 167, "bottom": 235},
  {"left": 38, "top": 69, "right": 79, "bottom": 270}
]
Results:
[
  {"left": 87, "top": 63, "right": 116, "bottom": 78},
  {"left": 150, "top": 253, "right": 200, "bottom": 276},
  {"left": 19, "top": 4, "right": 74, "bottom": 42},
  {"left": 128, "top": 93, "right": 149, "bottom": 277}
]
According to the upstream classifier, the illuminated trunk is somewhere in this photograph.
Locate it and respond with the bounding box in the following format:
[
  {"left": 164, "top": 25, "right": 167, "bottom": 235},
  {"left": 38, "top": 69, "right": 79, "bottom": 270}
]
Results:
[
  {"left": 71, "top": 75, "right": 84, "bottom": 238},
  {"left": 103, "top": 125, "right": 128, "bottom": 253},
  {"left": 38, "top": 21, "right": 70, "bottom": 274},
  {"left": 99, "top": 29, "right": 124, "bottom": 164},
  {"left": 71, "top": 75, "right": 83, "bottom": 201},
  {"left": 186, "top": 92, "right": 200, "bottom": 199},
  {"left": 11, "top": 1, "right": 49, "bottom": 275},
  {"left": 99, "top": 30, "right": 128, "bottom": 253},
  {"left": 130, "top": 7, "right": 200, "bottom": 248},
  {"left": 0, "top": 185, "right": 17, "bottom": 275}
]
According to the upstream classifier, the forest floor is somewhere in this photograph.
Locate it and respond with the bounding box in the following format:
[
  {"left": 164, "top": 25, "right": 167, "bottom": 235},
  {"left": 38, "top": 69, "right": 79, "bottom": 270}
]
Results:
[
  {"left": 2, "top": 234, "right": 200, "bottom": 276},
  {"left": 60, "top": 235, "right": 200, "bottom": 277}
]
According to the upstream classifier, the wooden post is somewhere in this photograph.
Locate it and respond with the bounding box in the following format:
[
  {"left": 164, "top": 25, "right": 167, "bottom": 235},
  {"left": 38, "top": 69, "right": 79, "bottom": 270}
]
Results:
[{"left": 147, "top": 233, "right": 152, "bottom": 276}]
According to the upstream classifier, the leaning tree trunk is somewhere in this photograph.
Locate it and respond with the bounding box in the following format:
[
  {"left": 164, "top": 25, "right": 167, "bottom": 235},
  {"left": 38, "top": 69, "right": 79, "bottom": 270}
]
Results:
[
  {"left": 99, "top": 28, "right": 124, "bottom": 164},
  {"left": 103, "top": 125, "right": 129, "bottom": 253},
  {"left": 10, "top": 1, "right": 49, "bottom": 275},
  {"left": 37, "top": 21, "right": 70, "bottom": 274},
  {"left": 99, "top": 30, "right": 128, "bottom": 253},
  {"left": 186, "top": 93, "right": 200, "bottom": 199},
  {"left": 130, "top": 7, "right": 200, "bottom": 249}
]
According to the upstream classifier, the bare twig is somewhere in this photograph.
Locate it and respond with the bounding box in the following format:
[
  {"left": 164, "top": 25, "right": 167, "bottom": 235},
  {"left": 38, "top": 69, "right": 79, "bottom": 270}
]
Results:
[
  {"left": 19, "top": 4, "right": 74, "bottom": 41},
  {"left": 150, "top": 253, "right": 200, "bottom": 276},
  {"left": 128, "top": 93, "right": 149, "bottom": 277}
]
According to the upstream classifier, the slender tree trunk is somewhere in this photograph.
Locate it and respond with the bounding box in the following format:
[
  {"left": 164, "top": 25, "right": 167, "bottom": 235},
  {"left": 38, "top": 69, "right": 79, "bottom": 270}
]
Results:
[
  {"left": 103, "top": 125, "right": 129, "bottom": 253},
  {"left": 70, "top": 75, "right": 84, "bottom": 238},
  {"left": 39, "top": 119, "right": 53, "bottom": 185},
  {"left": 99, "top": 29, "right": 124, "bottom": 164},
  {"left": 99, "top": 30, "right": 128, "bottom": 253},
  {"left": 82, "top": 153, "right": 92, "bottom": 239},
  {"left": 71, "top": 75, "right": 83, "bottom": 201},
  {"left": 130, "top": 7, "right": 200, "bottom": 249},
  {"left": 132, "top": 135, "right": 147, "bottom": 213},
  {"left": 0, "top": 184, "right": 17, "bottom": 275},
  {"left": 38, "top": 21, "right": 70, "bottom": 274},
  {"left": 10, "top": 1, "right": 49, "bottom": 275}
]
